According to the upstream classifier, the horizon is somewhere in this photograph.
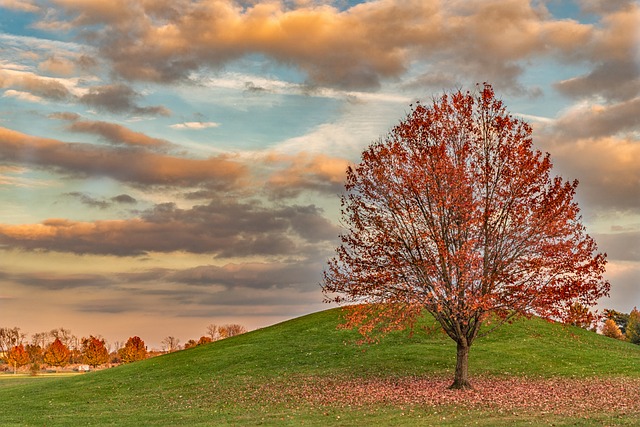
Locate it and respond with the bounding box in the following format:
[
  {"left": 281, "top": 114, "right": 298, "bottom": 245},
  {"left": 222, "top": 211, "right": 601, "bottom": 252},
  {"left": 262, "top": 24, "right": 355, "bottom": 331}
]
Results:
[{"left": 0, "top": 0, "right": 638, "bottom": 349}]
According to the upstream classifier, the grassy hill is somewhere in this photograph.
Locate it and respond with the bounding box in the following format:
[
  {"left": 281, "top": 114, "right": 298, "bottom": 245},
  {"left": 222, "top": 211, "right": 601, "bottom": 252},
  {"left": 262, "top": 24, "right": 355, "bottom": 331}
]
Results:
[{"left": 1, "top": 308, "right": 639, "bottom": 426}]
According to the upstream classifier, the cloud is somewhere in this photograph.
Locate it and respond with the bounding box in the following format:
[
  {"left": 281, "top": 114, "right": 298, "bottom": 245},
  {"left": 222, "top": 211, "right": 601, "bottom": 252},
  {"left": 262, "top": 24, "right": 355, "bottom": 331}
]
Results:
[
  {"left": 0, "top": 199, "right": 339, "bottom": 257},
  {"left": 264, "top": 152, "right": 347, "bottom": 199},
  {"left": 555, "top": 60, "right": 640, "bottom": 102},
  {"left": 123, "top": 260, "right": 323, "bottom": 291},
  {"left": 78, "top": 83, "right": 171, "bottom": 116},
  {"left": 64, "top": 119, "right": 173, "bottom": 150},
  {"left": 0, "top": 126, "right": 246, "bottom": 189},
  {"left": 593, "top": 231, "right": 640, "bottom": 262},
  {"left": 32, "top": 0, "right": 606, "bottom": 92},
  {"left": 111, "top": 194, "right": 137, "bottom": 204},
  {"left": 2, "top": 271, "right": 116, "bottom": 290},
  {"left": 38, "top": 55, "right": 76, "bottom": 76},
  {"left": 534, "top": 97, "right": 640, "bottom": 214},
  {"left": 0, "top": 69, "right": 72, "bottom": 101},
  {"left": 601, "top": 261, "right": 640, "bottom": 313},
  {"left": 62, "top": 192, "right": 138, "bottom": 208},
  {"left": 170, "top": 121, "right": 220, "bottom": 130},
  {"left": 64, "top": 192, "right": 110, "bottom": 209},
  {"left": 541, "top": 135, "right": 640, "bottom": 212},
  {"left": 552, "top": 98, "right": 640, "bottom": 139},
  {"left": 2, "top": 89, "right": 44, "bottom": 103},
  {"left": 0, "top": 0, "right": 39, "bottom": 13},
  {"left": 48, "top": 111, "right": 81, "bottom": 121},
  {"left": 554, "top": 5, "right": 640, "bottom": 101}
]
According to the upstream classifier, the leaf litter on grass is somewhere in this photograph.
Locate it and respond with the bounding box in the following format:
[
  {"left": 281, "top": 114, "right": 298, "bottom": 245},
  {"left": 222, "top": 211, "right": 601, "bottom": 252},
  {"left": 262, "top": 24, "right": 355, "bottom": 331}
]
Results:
[{"left": 238, "top": 375, "right": 640, "bottom": 417}]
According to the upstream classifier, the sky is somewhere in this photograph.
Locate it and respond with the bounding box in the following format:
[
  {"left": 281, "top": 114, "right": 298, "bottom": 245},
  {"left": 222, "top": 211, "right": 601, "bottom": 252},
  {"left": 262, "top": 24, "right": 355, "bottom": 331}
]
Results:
[{"left": 0, "top": 0, "right": 638, "bottom": 350}]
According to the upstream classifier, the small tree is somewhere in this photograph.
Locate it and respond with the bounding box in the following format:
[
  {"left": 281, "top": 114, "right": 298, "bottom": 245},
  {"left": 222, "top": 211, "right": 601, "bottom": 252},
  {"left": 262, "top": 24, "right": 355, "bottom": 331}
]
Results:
[
  {"left": 0, "top": 327, "right": 25, "bottom": 361},
  {"left": 323, "top": 84, "right": 610, "bottom": 389},
  {"left": 206, "top": 324, "right": 219, "bottom": 341},
  {"left": 625, "top": 308, "right": 640, "bottom": 344},
  {"left": 197, "top": 336, "right": 212, "bottom": 346},
  {"left": 565, "top": 302, "right": 595, "bottom": 329},
  {"left": 218, "top": 324, "right": 247, "bottom": 339},
  {"left": 118, "top": 336, "right": 147, "bottom": 363},
  {"left": 603, "top": 309, "right": 629, "bottom": 334},
  {"left": 161, "top": 336, "right": 180, "bottom": 352},
  {"left": 81, "top": 336, "right": 109, "bottom": 367},
  {"left": 184, "top": 339, "right": 198, "bottom": 349},
  {"left": 601, "top": 319, "right": 624, "bottom": 340},
  {"left": 26, "top": 344, "right": 44, "bottom": 364},
  {"left": 6, "top": 344, "right": 30, "bottom": 373},
  {"left": 43, "top": 338, "right": 71, "bottom": 371}
]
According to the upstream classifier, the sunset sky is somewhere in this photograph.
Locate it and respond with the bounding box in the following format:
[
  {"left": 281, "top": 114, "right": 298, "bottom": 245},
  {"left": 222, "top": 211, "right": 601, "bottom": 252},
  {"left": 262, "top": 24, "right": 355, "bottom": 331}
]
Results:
[{"left": 0, "top": 0, "right": 638, "bottom": 349}]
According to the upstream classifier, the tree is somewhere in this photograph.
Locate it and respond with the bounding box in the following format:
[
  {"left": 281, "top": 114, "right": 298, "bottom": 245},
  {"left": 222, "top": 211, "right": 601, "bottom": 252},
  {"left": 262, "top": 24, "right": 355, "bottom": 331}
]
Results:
[
  {"left": 218, "top": 324, "right": 247, "bottom": 339},
  {"left": 49, "top": 327, "right": 76, "bottom": 350},
  {"left": 206, "top": 324, "right": 219, "bottom": 340},
  {"left": 43, "top": 338, "right": 71, "bottom": 371},
  {"left": 81, "top": 336, "right": 109, "bottom": 367},
  {"left": 565, "top": 302, "right": 595, "bottom": 329},
  {"left": 118, "top": 336, "right": 147, "bottom": 363},
  {"left": 184, "top": 339, "right": 198, "bottom": 349},
  {"left": 0, "top": 327, "right": 25, "bottom": 361},
  {"left": 30, "top": 332, "right": 50, "bottom": 349},
  {"left": 601, "top": 319, "right": 624, "bottom": 340},
  {"left": 625, "top": 307, "right": 640, "bottom": 344},
  {"left": 603, "top": 309, "right": 629, "bottom": 334},
  {"left": 197, "top": 336, "right": 212, "bottom": 346},
  {"left": 25, "top": 344, "right": 44, "bottom": 364},
  {"left": 6, "top": 344, "right": 30, "bottom": 373},
  {"left": 323, "top": 84, "right": 610, "bottom": 389},
  {"left": 161, "top": 336, "right": 180, "bottom": 352}
]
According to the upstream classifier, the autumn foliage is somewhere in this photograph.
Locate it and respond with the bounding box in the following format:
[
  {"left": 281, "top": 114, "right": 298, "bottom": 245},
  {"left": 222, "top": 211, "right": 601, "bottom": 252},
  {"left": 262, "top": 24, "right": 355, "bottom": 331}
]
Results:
[
  {"left": 601, "top": 319, "right": 624, "bottom": 340},
  {"left": 323, "top": 84, "right": 609, "bottom": 389},
  {"left": 43, "top": 338, "right": 71, "bottom": 369},
  {"left": 118, "top": 336, "right": 147, "bottom": 363},
  {"left": 626, "top": 308, "right": 640, "bottom": 344},
  {"left": 6, "top": 344, "right": 30, "bottom": 371},
  {"left": 81, "top": 336, "right": 109, "bottom": 367}
]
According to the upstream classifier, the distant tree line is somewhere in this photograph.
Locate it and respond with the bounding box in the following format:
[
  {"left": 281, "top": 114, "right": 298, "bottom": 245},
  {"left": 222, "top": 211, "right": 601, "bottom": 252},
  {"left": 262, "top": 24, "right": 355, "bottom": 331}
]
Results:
[
  {"left": 557, "top": 303, "right": 640, "bottom": 346},
  {"left": 601, "top": 307, "right": 640, "bottom": 344},
  {"left": 170, "top": 323, "right": 247, "bottom": 351},
  {"left": 0, "top": 323, "right": 247, "bottom": 374}
]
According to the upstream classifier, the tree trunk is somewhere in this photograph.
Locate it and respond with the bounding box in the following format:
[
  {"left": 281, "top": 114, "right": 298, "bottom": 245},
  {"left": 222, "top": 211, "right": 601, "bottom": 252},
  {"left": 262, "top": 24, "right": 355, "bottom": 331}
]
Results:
[{"left": 450, "top": 340, "right": 472, "bottom": 390}]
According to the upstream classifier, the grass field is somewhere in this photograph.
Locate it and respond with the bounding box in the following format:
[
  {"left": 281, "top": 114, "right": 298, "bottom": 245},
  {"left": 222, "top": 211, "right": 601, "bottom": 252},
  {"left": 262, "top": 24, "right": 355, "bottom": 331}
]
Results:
[{"left": 1, "top": 308, "right": 639, "bottom": 426}]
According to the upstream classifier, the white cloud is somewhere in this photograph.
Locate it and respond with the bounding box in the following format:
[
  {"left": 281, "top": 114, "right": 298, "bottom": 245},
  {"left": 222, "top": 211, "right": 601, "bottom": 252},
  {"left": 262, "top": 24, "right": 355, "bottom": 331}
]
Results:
[
  {"left": 170, "top": 121, "right": 221, "bottom": 130},
  {"left": 2, "top": 89, "right": 44, "bottom": 103},
  {"left": 0, "top": 0, "right": 39, "bottom": 13}
]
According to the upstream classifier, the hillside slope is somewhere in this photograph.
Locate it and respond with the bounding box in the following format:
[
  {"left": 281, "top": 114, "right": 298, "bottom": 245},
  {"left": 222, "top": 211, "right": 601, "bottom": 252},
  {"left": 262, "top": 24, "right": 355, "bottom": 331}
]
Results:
[{"left": 2, "top": 308, "right": 639, "bottom": 426}]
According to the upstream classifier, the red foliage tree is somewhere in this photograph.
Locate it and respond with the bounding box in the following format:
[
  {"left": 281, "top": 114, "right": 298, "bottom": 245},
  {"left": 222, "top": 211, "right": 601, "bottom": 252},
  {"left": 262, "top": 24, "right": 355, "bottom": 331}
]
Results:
[
  {"left": 118, "top": 336, "right": 147, "bottom": 363},
  {"left": 323, "top": 84, "right": 609, "bottom": 389},
  {"left": 43, "top": 338, "right": 71, "bottom": 370},
  {"left": 6, "top": 344, "right": 30, "bottom": 373},
  {"left": 81, "top": 336, "right": 109, "bottom": 367}
]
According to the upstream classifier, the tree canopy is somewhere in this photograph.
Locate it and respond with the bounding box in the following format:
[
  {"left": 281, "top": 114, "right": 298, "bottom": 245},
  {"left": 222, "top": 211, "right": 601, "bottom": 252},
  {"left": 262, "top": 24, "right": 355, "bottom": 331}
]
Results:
[
  {"left": 82, "top": 336, "right": 110, "bottom": 367},
  {"left": 118, "top": 336, "right": 147, "bottom": 363},
  {"left": 323, "top": 84, "right": 609, "bottom": 389}
]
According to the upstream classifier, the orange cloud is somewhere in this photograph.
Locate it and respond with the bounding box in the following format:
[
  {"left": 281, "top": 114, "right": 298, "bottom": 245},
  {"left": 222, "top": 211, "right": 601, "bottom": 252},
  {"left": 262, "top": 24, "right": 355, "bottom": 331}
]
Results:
[
  {"left": 65, "top": 119, "right": 173, "bottom": 150},
  {"left": 38, "top": 55, "right": 76, "bottom": 76},
  {"left": 0, "top": 69, "right": 72, "bottom": 101},
  {"left": 37, "top": 0, "right": 605, "bottom": 92},
  {"left": 265, "top": 152, "right": 348, "bottom": 199},
  {"left": 0, "top": 126, "right": 246, "bottom": 189},
  {"left": 0, "top": 199, "right": 338, "bottom": 256}
]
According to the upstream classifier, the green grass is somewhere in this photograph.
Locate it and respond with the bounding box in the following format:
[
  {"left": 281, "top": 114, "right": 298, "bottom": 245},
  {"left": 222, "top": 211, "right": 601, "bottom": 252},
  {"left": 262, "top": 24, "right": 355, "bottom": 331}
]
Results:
[{"left": 1, "top": 308, "right": 639, "bottom": 426}]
